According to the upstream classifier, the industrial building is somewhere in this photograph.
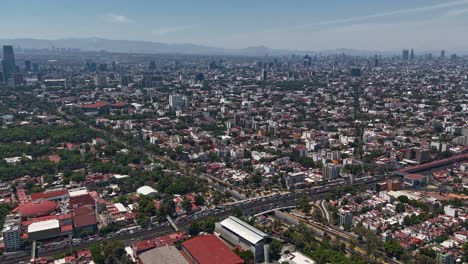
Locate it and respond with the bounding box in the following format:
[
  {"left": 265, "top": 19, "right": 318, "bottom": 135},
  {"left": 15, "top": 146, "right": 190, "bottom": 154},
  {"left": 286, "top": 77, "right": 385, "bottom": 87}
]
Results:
[
  {"left": 27, "top": 219, "right": 62, "bottom": 241},
  {"left": 181, "top": 234, "right": 244, "bottom": 264},
  {"left": 215, "top": 216, "right": 269, "bottom": 263},
  {"left": 138, "top": 245, "right": 188, "bottom": 264}
]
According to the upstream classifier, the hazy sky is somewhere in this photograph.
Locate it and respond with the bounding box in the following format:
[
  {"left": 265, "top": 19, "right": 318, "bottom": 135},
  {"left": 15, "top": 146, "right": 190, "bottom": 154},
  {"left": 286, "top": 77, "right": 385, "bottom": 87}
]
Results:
[{"left": 2, "top": 0, "right": 468, "bottom": 51}]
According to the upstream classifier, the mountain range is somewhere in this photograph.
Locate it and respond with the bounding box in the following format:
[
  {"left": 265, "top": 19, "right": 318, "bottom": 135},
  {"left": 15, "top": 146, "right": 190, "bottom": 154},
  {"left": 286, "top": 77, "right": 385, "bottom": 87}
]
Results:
[{"left": 0, "top": 37, "right": 389, "bottom": 57}]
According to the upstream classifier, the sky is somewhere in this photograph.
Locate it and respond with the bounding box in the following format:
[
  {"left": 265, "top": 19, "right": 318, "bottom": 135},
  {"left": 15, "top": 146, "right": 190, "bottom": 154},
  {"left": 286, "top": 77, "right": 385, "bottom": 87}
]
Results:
[{"left": 2, "top": 0, "right": 468, "bottom": 51}]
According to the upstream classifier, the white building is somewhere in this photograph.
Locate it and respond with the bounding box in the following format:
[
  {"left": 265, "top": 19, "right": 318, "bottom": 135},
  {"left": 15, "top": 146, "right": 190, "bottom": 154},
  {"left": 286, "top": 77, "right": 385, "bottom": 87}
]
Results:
[
  {"left": 215, "top": 216, "right": 268, "bottom": 263},
  {"left": 137, "top": 186, "right": 158, "bottom": 197},
  {"left": 279, "top": 251, "right": 316, "bottom": 264}
]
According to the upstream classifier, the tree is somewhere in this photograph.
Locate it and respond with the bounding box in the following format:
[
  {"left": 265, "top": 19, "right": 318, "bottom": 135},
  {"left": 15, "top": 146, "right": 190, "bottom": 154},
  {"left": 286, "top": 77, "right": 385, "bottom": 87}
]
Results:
[
  {"left": 234, "top": 249, "right": 255, "bottom": 264},
  {"left": 270, "top": 239, "right": 283, "bottom": 260},
  {"left": 383, "top": 239, "right": 404, "bottom": 259},
  {"left": 188, "top": 223, "right": 200, "bottom": 236},
  {"left": 398, "top": 195, "right": 409, "bottom": 204},
  {"left": 194, "top": 195, "right": 205, "bottom": 206},
  {"left": 396, "top": 203, "right": 406, "bottom": 213},
  {"left": 181, "top": 197, "right": 193, "bottom": 214},
  {"left": 297, "top": 196, "right": 312, "bottom": 214}
]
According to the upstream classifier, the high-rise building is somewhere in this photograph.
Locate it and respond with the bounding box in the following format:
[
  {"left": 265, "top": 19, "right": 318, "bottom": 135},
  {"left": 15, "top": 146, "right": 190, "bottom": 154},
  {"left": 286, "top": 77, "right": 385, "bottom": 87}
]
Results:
[
  {"left": 2, "top": 214, "right": 22, "bottom": 252},
  {"left": 32, "top": 63, "right": 39, "bottom": 72},
  {"left": 440, "top": 50, "right": 445, "bottom": 59},
  {"left": 169, "top": 94, "right": 186, "bottom": 111},
  {"left": 262, "top": 69, "right": 267, "bottom": 81},
  {"left": 149, "top": 61, "right": 156, "bottom": 70},
  {"left": 24, "top": 60, "right": 31, "bottom": 72},
  {"left": 322, "top": 164, "right": 340, "bottom": 180},
  {"left": 0, "top": 59, "right": 4, "bottom": 83},
  {"left": 410, "top": 49, "right": 414, "bottom": 60},
  {"left": 402, "top": 49, "right": 409, "bottom": 61},
  {"left": 94, "top": 75, "right": 107, "bottom": 87},
  {"left": 2, "top": 45, "right": 16, "bottom": 80},
  {"left": 351, "top": 68, "right": 362, "bottom": 77}
]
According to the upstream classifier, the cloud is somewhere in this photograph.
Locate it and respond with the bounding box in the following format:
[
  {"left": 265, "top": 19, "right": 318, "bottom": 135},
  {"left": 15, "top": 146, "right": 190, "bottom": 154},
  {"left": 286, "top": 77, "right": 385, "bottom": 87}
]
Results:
[
  {"left": 151, "top": 25, "right": 193, "bottom": 36},
  {"left": 263, "top": 0, "right": 468, "bottom": 33},
  {"left": 443, "top": 7, "right": 468, "bottom": 16},
  {"left": 105, "top": 13, "right": 135, "bottom": 24}
]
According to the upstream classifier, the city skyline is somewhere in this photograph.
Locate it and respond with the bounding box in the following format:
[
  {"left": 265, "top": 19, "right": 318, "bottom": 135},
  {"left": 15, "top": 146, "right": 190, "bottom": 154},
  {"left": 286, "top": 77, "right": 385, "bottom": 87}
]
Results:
[{"left": 1, "top": 0, "right": 468, "bottom": 51}]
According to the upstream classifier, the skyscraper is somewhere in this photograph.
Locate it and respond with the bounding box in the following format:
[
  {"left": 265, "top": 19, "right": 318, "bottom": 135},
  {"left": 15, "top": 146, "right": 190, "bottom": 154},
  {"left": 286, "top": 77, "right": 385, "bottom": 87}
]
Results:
[
  {"left": 410, "top": 49, "right": 414, "bottom": 60},
  {"left": 402, "top": 49, "right": 409, "bottom": 61},
  {"left": 440, "top": 50, "right": 445, "bottom": 59},
  {"left": 2, "top": 46, "right": 16, "bottom": 80},
  {"left": 24, "top": 60, "right": 31, "bottom": 72}
]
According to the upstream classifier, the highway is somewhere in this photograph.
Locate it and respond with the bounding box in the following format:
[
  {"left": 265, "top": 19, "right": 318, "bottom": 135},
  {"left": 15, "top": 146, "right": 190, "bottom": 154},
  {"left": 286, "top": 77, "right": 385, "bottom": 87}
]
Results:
[{"left": 0, "top": 175, "right": 383, "bottom": 264}]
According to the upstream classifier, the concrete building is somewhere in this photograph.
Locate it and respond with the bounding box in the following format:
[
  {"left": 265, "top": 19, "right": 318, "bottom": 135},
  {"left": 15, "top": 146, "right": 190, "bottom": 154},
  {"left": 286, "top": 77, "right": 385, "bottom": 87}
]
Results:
[
  {"left": 285, "top": 172, "right": 306, "bottom": 190},
  {"left": 279, "top": 251, "right": 316, "bottom": 264},
  {"left": 215, "top": 216, "right": 268, "bottom": 262},
  {"left": 322, "top": 164, "right": 340, "bottom": 181},
  {"left": 2, "top": 214, "right": 22, "bottom": 252},
  {"left": 28, "top": 219, "right": 61, "bottom": 241},
  {"left": 138, "top": 245, "right": 188, "bottom": 264}
]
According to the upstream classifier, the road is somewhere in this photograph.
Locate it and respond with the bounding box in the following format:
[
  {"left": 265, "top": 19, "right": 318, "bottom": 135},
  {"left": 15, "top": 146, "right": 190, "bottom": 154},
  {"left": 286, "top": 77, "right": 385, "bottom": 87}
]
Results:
[{"left": 0, "top": 175, "right": 383, "bottom": 264}]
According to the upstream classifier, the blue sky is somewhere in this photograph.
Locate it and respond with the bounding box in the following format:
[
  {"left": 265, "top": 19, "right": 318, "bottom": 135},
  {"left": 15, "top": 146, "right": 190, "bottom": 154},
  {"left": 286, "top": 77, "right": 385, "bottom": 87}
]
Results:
[{"left": 2, "top": 0, "right": 468, "bottom": 51}]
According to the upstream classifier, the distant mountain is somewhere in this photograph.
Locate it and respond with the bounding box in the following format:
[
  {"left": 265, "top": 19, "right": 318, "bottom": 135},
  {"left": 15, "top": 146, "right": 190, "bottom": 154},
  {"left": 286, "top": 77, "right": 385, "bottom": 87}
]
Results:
[{"left": 0, "top": 37, "right": 394, "bottom": 56}]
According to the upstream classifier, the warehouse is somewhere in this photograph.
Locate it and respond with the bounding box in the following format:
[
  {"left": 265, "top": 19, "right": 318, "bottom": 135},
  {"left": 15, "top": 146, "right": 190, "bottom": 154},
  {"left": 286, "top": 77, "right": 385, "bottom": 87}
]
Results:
[
  {"left": 181, "top": 234, "right": 244, "bottom": 264},
  {"left": 215, "top": 216, "right": 268, "bottom": 262},
  {"left": 27, "top": 219, "right": 61, "bottom": 241}
]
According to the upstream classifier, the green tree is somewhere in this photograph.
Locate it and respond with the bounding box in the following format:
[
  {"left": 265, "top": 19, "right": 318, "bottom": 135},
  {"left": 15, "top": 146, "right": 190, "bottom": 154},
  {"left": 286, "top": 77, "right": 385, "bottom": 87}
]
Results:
[
  {"left": 297, "top": 196, "right": 312, "bottom": 214},
  {"left": 383, "top": 239, "right": 404, "bottom": 259},
  {"left": 270, "top": 239, "right": 283, "bottom": 260},
  {"left": 181, "top": 197, "right": 193, "bottom": 214}
]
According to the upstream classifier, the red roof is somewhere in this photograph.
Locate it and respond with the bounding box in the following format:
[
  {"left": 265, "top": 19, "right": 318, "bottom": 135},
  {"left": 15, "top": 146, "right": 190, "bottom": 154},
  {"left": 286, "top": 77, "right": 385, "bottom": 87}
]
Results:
[
  {"left": 182, "top": 235, "right": 244, "bottom": 264},
  {"left": 30, "top": 189, "right": 68, "bottom": 201},
  {"left": 74, "top": 213, "right": 97, "bottom": 228},
  {"left": 81, "top": 102, "right": 108, "bottom": 109},
  {"left": 70, "top": 194, "right": 95, "bottom": 207},
  {"left": 405, "top": 174, "right": 426, "bottom": 181},
  {"left": 61, "top": 224, "right": 73, "bottom": 232},
  {"left": 74, "top": 205, "right": 94, "bottom": 216},
  {"left": 111, "top": 102, "right": 128, "bottom": 107},
  {"left": 48, "top": 154, "right": 61, "bottom": 164},
  {"left": 17, "top": 200, "right": 57, "bottom": 217}
]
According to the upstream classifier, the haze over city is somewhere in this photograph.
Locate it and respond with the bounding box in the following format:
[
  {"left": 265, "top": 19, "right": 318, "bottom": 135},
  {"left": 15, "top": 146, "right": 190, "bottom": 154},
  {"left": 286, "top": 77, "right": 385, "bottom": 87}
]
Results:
[
  {"left": 1, "top": 0, "right": 468, "bottom": 52},
  {"left": 0, "top": 2, "right": 467, "bottom": 264}
]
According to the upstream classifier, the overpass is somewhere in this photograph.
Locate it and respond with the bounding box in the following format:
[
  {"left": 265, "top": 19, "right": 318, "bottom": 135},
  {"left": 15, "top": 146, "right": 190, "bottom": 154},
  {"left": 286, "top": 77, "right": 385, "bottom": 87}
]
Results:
[{"left": 0, "top": 175, "right": 384, "bottom": 264}]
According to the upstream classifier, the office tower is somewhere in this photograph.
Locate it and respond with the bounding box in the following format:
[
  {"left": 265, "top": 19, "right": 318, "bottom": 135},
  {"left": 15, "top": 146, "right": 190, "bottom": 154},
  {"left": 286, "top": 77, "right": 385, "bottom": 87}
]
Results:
[
  {"left": 374, "top": 55, "right": 379, "bottom": 67},
  {"left": 94, "top": 74, "right": 107, "bottom": 87},
  {"left": 24, "top": 60, "right": 31, "bottom": 72},
  {"left": 32, "top": 63, "right": 39, "bottom": 72},
  {"left": 402, "top": 49, "right": 409, "bottom": 60},
  {"left": 209, "top": 61, "right": 217, "bottom": 70},
  {"left": 440, "top": 50, "right": 445, "bottom": 59},
  {"left": 169, "top": 94, "right": 186, "bottom": 110},
  {"left": 351, "top": 68, "right": 362, "bottom": 77},
  {"left": 303, "top": 55, "right": 312, "bottom": 67},
  {"left": 195, "top": 73, "right": 204, "bottom": 82},
  {"left": 0, "top": 60, "right": 4, "bottom": 83},
  {"left": 410, "top": 49, "right": 414, "bottom": 60},
  {"left": 98, "top": 63, "right": 107, "bottom": 71},
  {"left": 149, "top": 61, "right": 156, "bottom": 70},
  {"left": 2, "top": 45, "right": 16, "bottom": 80}
]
